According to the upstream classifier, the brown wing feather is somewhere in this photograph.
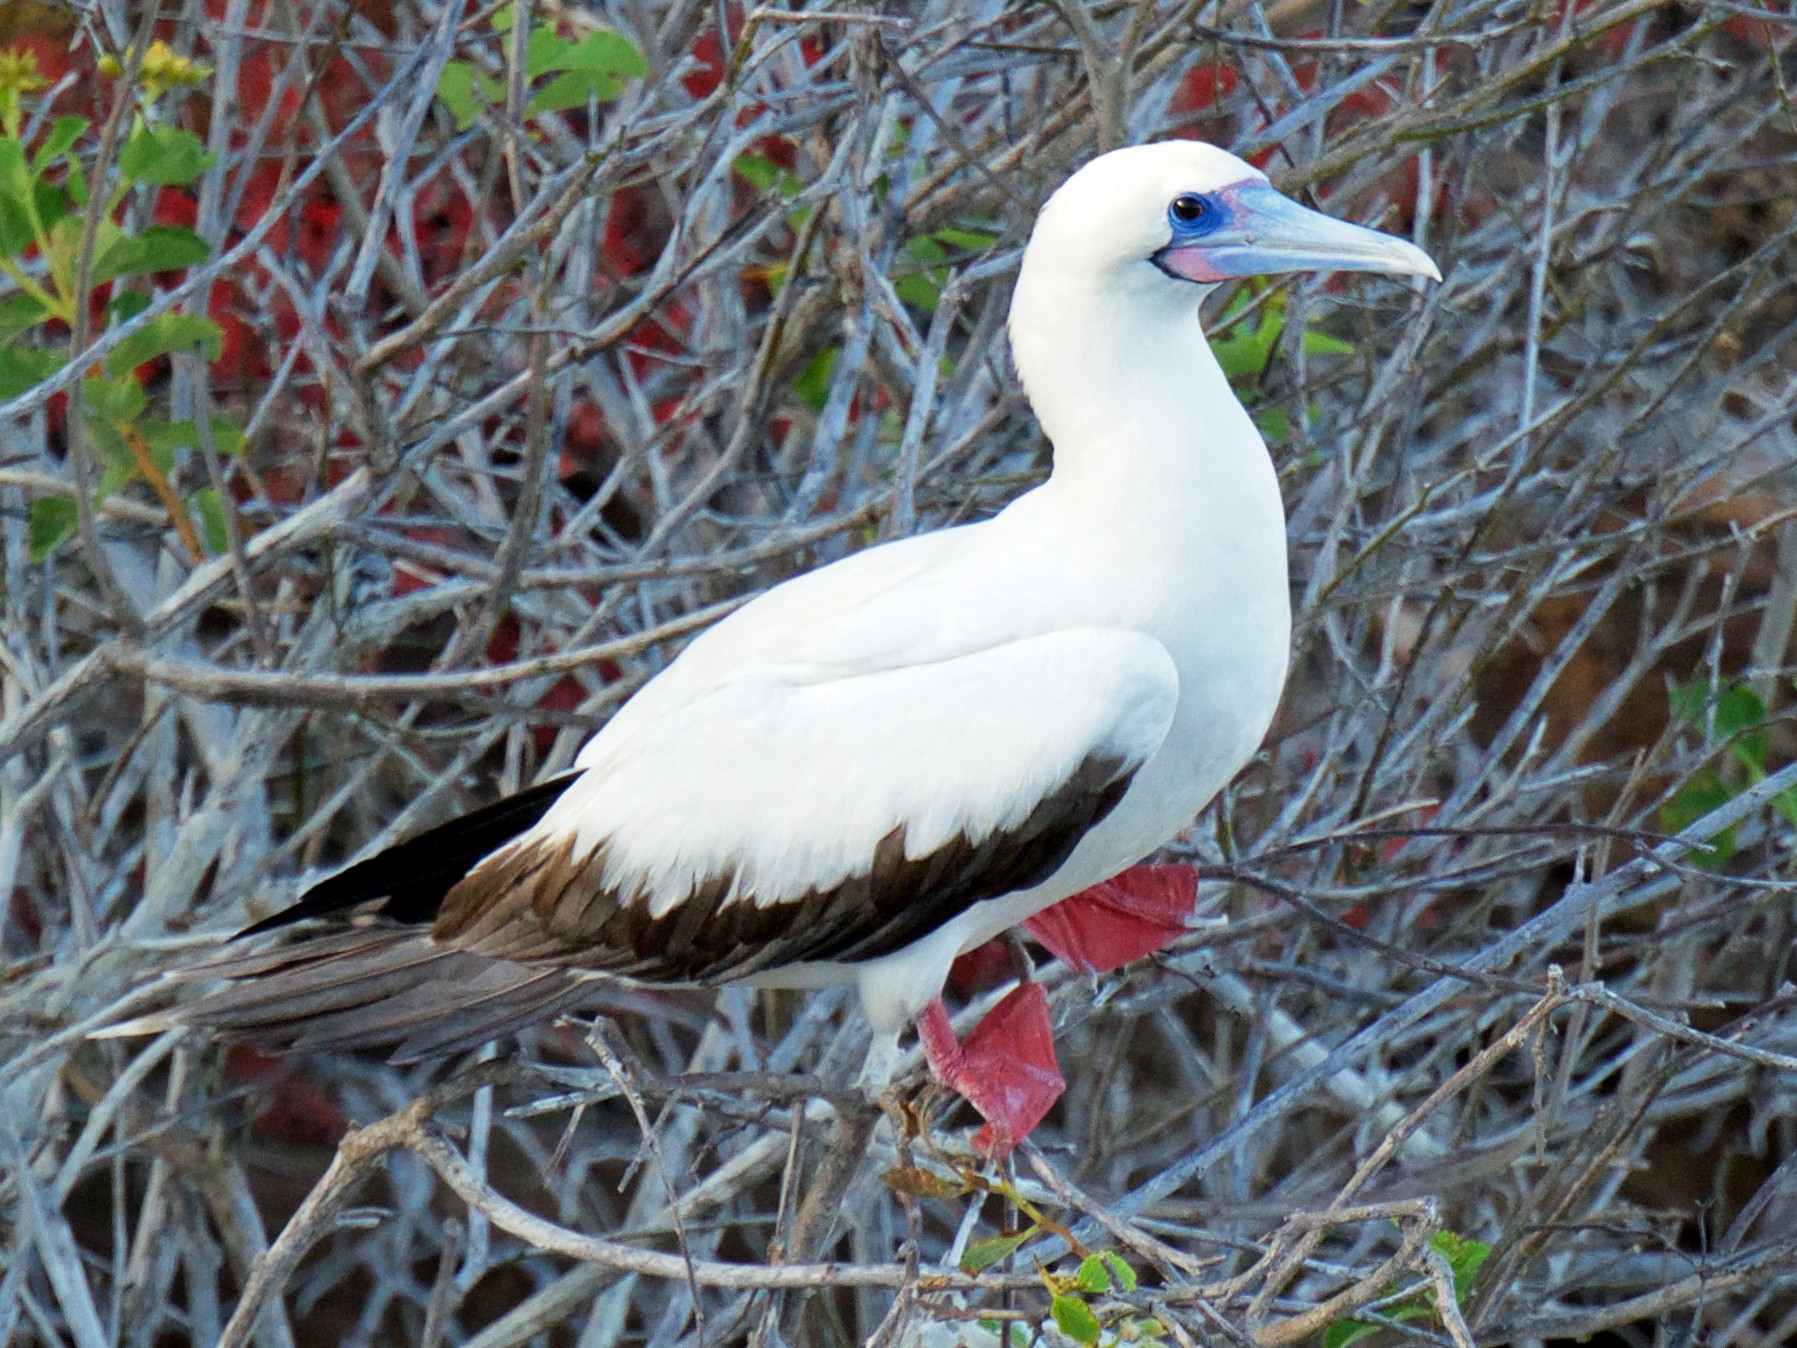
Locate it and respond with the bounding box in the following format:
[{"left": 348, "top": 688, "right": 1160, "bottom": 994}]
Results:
[
  {"left": 433, "top": 751, "right": 1135, "bottom": 984},
  {"left": 123, "top": 753, "right": 1133, "bottom": 1061}
]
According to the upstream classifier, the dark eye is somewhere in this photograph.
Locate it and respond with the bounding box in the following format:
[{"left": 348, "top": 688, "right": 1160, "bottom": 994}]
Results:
[{"left": 1170, "top": 193, "right": 1209, "bottom": 224}]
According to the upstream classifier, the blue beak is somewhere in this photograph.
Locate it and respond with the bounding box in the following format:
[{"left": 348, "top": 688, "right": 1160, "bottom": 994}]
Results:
[{"left": 1156, "top": 181, "right": 1440, "bottom": 284}]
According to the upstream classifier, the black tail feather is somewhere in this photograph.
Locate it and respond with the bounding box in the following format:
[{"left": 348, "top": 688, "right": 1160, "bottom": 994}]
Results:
[
  {"left": 98, "top": 774, "right": 600, "bottom": 1060},
  {"left": 240, "top": 772, "right": 581, "bottom": 936}
]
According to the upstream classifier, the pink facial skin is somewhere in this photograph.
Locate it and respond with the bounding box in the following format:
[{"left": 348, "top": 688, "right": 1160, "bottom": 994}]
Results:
[{"left": 1155, "top": 244, "right": 1233, "bottom": 283}]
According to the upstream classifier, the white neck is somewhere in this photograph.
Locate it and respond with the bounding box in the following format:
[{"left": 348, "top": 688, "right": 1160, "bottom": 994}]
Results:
[
  {"left": 972, "top": 257, "right": 1294, "bottom": 936},
  {"left": 1006, "top": 262, "right": 1285, "bottom": 566}
]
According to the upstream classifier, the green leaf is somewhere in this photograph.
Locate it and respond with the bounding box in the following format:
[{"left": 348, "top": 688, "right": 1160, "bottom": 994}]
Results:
[
  {"left": 734, "top": 153, "right": 779, "bottom": 191},
  {"left": 1428, "top": 1230, "right": 1491, "bottom": 1301},
  {"left": 1713, "top": 684, "right": 1768, "bottom": 738},
  {"left": 1322, "top": 1319, "right": 1383, "bottom": 1348},
  {"left": 1100, "top": 1250, "right": 1137, "bottom": 1292},
  {"left": 547, "top": 28, "right": 647, "bottom": 77},
  {"left": 1716, "top": 684, "right": 1770, "bottom": 774},
  {"left": 438, "top": 65, "right": 506, "bottom": 127},
  {"left": 0, "top": 179, "right": 66, "bottom": 258},
  {"left": 1661, "top": 768, "right": 1736, "bottom": 866},
  {"left": 103, "top": 312, "right": 223, "bottom": 375},
  {"left": 206, "top": 415, "right": 246, "bottom": 456},
  {"left": 1050, "top": 1293, "right": 1101, "bottom": 1345},
  {"left": 894, "top": 272, "right": 940, "bottom": 312},
  {"left": 64, "top": 152, "right": 88, "bottom": 209},
  {"left": 0, "top": 346, "right": 64, "bottom": 399},
  {"left": 1255, "top": 406, "right": 1290, "bottom": 442},
  {"left": 904, "top": 235, "right": 948, "bottom": 265},
  {"left": 959, "top": 1228, "right": 1034, "bottom": 1274},
  {"left": 1212, "top": 324, "right": 1275, "bottom": 383},
  {"left": 1074, "top": 1255, "right": 1112, "bottom": 1294},
  {"left": 933, "top": 226, "right": 998, "bottom": 251},
  {"left": 734, "top": 153, "right": 799, "bottom": 197},
  {"left": 144, "top": 428, "right": 175, "bottom": 477},
  {"left": 118, "top": 124, "right": 216, "bottom": 187},
  {"left": 0, "top": 191, "right": 33, "bottom": 256},
  {"left": 190, "top": 486, "right": 229, "bottom": 554},
  {"left": 896, "top": 236, "right": 949, "bottom": 312},
  {"left": 93, "top": 224, "right": 210, "bottom": 284},
  {"left": 1302, "top": 329, "right": 1357, "bottom": 357},
  {"left": 81, "top": 373, "right": 147, "bottom": 425},
  {"left": 1773, "top": 786, "right": 1797, "bottom": 828},
  {"left": 135, "top": 417, "right": 199, "bottom": 454},
  {"left": 46, "top": 214, "right": 121, "bottom": 297},
  {"left": 793, "top": 346, "right": 838, "bottom": 413},
  {"left": 28, "top": 496, "right": 78, "bottom": 562},
  {"left": 0, "top": 290, "right": 48, "bottom": 342},
  {"left": 977, "top": 1322, "right": 1028, "bottom": 1348},
  {"left": 1665, "top": 678, "right": 1795, "bottom": 843},
  {"left": 528, "top": 68, "right": 623, "bottom": 115},
  {"left": 1212, "top": 287, "right": 1306, "bottom": 387},
  {"left": 437, "top": 61, "right": 480, "bottom": 130},
  {"left": 1669, "top": 677, "right": 1708, "bottom": 726},
  {"left": 522, "top": 25, "right": 569, "bottom": 79},
  {"left": 108, "top": 290, "right": 152, "bottom": 324},
  {"left": 0, "top": 138, "right": 30, "bottom": 206},
  {"left": 93, "top": 430, "right": 140, "bottom": 497},
  {"left": 32, "top": 115, "right": 89, "bottom": 174}
]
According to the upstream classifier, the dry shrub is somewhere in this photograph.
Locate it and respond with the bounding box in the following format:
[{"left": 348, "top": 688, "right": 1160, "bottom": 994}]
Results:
[{"left": 2, "top": 0, "right": 1796, "bottom": 1345}]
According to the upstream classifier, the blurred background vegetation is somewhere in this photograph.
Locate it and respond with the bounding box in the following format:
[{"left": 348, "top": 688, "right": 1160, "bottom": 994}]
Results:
[{"left": 2, "top": 0, "right": 1796, "bottom": 1343}]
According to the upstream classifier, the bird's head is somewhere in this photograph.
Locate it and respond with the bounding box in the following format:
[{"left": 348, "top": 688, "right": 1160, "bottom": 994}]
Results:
[{"left": 1023, "top": 141, "right": 1440, "bottom": 306}]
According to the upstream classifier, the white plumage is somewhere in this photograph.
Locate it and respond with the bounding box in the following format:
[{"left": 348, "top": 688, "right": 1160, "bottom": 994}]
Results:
[
  {"left": 104, "top": 140, "right": 1438, "bottom": 1070},
  {"left": 559, "top": 626, "right": 1177, "bottom": 920}
]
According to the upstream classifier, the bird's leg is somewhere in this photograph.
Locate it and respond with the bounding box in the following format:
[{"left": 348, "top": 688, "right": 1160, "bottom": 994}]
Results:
[
  {"left": 1002, "top": 929, "right": 1036, "bottom": 984},
  {"left": 854, "top": 1028, "right": 904, "bottom": 1096}
]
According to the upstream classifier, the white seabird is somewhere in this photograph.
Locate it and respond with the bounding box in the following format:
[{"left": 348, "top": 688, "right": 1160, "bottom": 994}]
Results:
[{"left": 103, "top": 141, "right": 1439, "bottom": 1083}]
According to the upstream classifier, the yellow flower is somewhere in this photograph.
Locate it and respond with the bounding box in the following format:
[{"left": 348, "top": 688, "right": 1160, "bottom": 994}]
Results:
[
  {"left": 98, "top": 40, "right": 210, "bottom": 96},
  {"left": 0, "top": 44, "right": 47, "bottom": 138},
  {"left": 0, "top": 45, "right": 49, "bottom": 95}
]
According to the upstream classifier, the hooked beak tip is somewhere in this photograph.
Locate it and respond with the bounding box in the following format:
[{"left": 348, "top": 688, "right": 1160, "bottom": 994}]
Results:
[{"left": 1408, "top": 248, "right": 1444, "bottom": 284}]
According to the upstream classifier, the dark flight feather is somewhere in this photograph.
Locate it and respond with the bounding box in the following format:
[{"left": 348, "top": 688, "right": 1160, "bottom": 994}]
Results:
[{"left": 238, "top": 772, "right": 581, "bottom": 935}]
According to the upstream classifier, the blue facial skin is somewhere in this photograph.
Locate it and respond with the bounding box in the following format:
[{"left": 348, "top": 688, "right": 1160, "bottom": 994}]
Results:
[
  {"left": 1168, "top": 192, "right": 1226, "bottom": 239},
  {"left": 1152, "top": 191, "right": 1230, "bottom": 280}
]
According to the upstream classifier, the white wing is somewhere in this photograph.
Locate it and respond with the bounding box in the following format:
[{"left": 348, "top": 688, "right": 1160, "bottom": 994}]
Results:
[{"left": 434, "top": 625, "right": 1178, "bottom": 982}]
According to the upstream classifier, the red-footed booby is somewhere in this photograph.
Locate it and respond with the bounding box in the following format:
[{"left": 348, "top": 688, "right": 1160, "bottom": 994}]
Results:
[{"left": 101, "top": 141, "right": 1438, "bottom": 1112}]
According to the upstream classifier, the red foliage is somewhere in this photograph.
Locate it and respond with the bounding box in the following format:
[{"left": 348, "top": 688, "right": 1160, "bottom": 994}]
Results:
[
  {"left": 683, "top": 26, "right": 736, "bottom": 100},
  {"left": 1168, "top": 60, "right": 1240, "bottom": 144},
  {"left": 603, "top": 186, "right": 663, "bottom": 276},
  {"left": 225, "top": 1045, "right": 348, "bottom": 1146},
  {"left": 8, "top": 31, "right": 82, "bottom": 84}
]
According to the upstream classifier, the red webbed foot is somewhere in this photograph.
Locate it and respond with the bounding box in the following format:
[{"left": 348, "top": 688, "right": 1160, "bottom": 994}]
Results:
[
  {"left": 1024, "top": 864, "right": 1198, "bottom": 975},
  {"left": 921, "top": 866, "right": 1199, "bottom": 1155},
  {"left": 916, "top": 983, "right": 1064, "bottom": 1158}
]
